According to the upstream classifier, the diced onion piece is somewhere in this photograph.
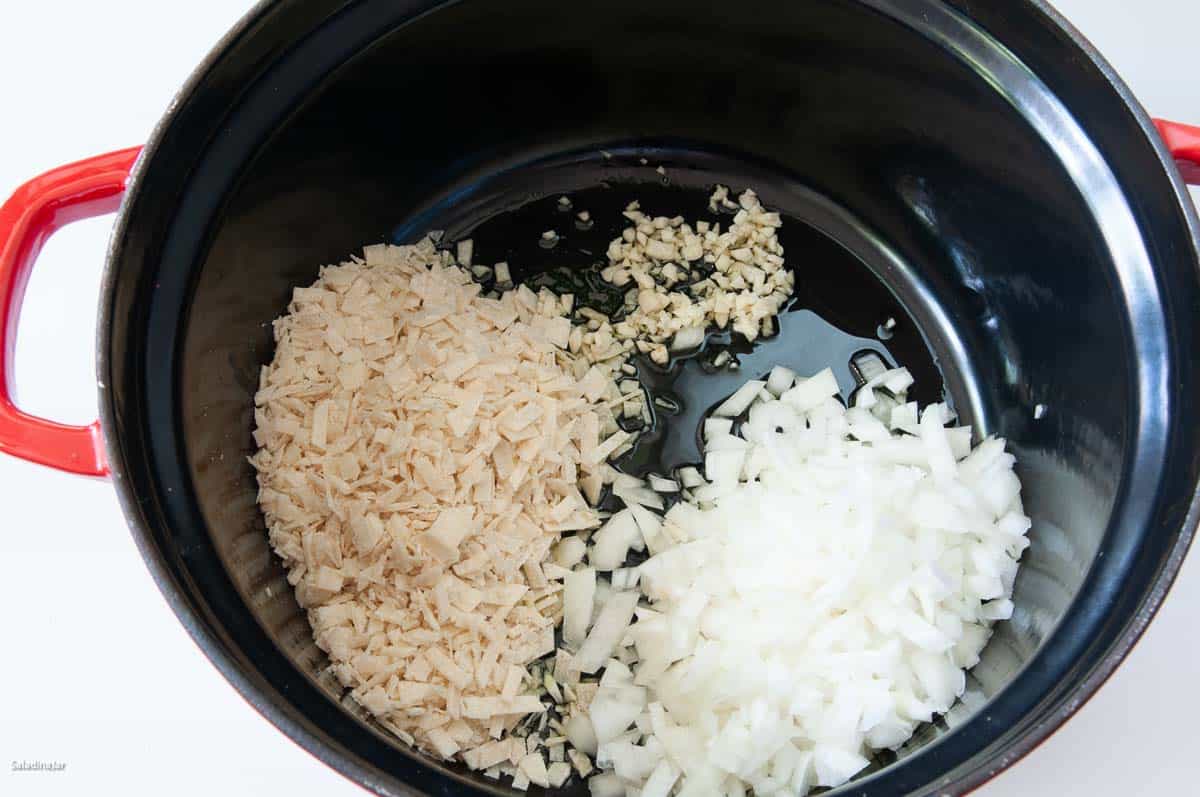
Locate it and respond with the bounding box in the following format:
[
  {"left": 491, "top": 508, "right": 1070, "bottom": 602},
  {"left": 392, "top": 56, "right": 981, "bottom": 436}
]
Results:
[
  {"left": 890, "top": 401, "right": 920, "bottom": 433},
  {"left": 574, "top": 591, "right": 640, "bottom": 673},
  {"left": 856, "top": 366, "right": 914, "bottom": 409},
  {"left": 563, "top": 568, "right": 597, "bottom": 649},
  {"left": 588, "top": 773, "right": 625, "bottom": 797},
  {"left": 591, "top": 578, "right": 612, "bottom": 623},
  {"left": 590, "top": 511, "right": 639, "bottom": 570},
  {"left": 705, "top": 449, "right": 745, "bottom": 487},
  {"left": 704, "top": 432, "right": 748, "bottom": 452},
  {"left": 583, "top": 364, "right": 1030, "bottom": 797},
  {"left": 599, "top": 658, "right": 634, "bottom": 687},
  {"left": 814, "top": 745, "right": 870, "bottom": 787},
  {"left": 589, "top": 688, "right": 646, "bottom": 745},
  {"left": 883, "top": 367, "right": 914, "bottom": 394},
  {"left": 712, "top": 380, "right": 766, "bottom": 418},
  {"left": 611, "top": 567, "right": 641, "bottom": 590},
  {"left": 565, "top": 712, "right": 599, "bottom": 755},
  {"left": 946, "top": 426, "right": 973, "bottom": 460},
  {"left": 780, "top": 367, "right": 839, "bottom": 412},
  {"left": 628, "top": 503, "right": 663, "bottom": 545},
  {"left": 641, "top": 760, "right": 681, "bottom": 797},
  {"left": 980, "top": 598, "right": 1014, "bottom": 620},
  {"left": 704, "top": 418, "right": 733, "bottom": 441},
  {"left": 553, "top": 536, "right": 588, "bottom": 569},
  {"left": 765, "top": 365, "right": 796, "bottom": 397}
]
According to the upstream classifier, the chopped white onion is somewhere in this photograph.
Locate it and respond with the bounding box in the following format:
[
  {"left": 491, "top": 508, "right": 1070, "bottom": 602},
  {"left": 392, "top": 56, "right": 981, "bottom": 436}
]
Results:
[
  {"left": 765, "top": 364, "right": 796, "bottom": 397},
  {"left": 712, "top": 379, "right": 766, "bottom": 418},
  {"left": 779, "top": 367, "right": 839, "bottom": 412},
  {"left": 563, "top": 568, "right": 596, "bottom": 650},
  {"left": 565, "top": 712, "right": 599, "bottom": 755},
  {"left": 589, "top": 511, "right": 639, "bottom": 570},
  {"left": 575, "top": 591, "right": 640, "bottom": 673},
  {"left": 628, "top": 503, "right": 663, "bottom": 551},
  {"left": 587, "top": 773, "right": 624, "bottom": 797},
  {"left": 703, "top": 417, "right": 733, "bottom": 441},
  {"left": 583, "top": 366, "right": 1030, "bottom": 797},
  {"left": 553, "top": 536, "right": 588, "bottom": 569},
  {"left": 611, "top": 567, "right": 641, "bottom": 590}
]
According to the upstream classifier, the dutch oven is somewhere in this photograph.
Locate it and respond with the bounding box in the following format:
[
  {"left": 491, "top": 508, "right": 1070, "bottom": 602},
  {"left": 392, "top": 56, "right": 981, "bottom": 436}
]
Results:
[{"left": 1, "top": 1, "right": 1199, "bottom": 794}]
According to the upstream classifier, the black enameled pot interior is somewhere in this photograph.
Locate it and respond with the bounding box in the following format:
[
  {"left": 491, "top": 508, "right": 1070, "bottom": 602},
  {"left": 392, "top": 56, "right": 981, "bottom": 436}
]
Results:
[{"left": 101, "top": 1, "right": 1200, "bottom": 795}]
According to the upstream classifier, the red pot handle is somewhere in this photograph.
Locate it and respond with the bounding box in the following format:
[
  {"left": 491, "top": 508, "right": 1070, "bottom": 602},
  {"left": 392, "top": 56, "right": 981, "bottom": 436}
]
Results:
[
  {"left": 1154, "top": 119, "right": 1200, "bottom": 185},
  {"left": 0, "top": 147, "right": 141, "bottom": 477}
]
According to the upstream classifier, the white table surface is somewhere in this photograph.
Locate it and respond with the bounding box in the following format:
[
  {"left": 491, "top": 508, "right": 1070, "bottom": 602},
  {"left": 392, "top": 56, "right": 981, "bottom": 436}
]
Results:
[{"left": 0, "top": 2, "right": 1196, "bottom": 795}]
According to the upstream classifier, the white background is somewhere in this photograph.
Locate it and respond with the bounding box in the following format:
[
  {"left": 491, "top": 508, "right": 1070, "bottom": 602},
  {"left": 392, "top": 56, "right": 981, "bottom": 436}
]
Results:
[{"left": 0, "top": 1, "right": 1196, "bottom": 795}]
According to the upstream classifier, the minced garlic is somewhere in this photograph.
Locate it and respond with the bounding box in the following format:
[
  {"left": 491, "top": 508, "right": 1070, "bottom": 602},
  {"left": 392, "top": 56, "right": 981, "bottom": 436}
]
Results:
[{"left": 600, "top": 186, "right": 793, "bottom": 346}]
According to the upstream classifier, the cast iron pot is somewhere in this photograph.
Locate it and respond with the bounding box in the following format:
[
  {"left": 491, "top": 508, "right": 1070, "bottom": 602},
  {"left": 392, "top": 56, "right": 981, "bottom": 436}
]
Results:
[{"left": 2, "top": 1, "right": 1200, "bottom": 794}]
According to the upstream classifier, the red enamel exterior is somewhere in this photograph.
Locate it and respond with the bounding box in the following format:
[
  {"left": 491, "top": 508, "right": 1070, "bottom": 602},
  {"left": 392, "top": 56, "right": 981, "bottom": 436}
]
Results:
[
  {"left": 1155, "top": 118, "right": 1200, "bottom": 184},
  {"left": 0, "top": 147, "right": 141, "bottom": 477}
]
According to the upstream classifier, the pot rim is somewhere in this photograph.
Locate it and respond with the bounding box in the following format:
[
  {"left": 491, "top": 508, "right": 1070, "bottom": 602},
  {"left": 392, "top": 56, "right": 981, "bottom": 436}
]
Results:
[{"left": 95, "top": 1, "right": 1200, "bottom": 795}]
